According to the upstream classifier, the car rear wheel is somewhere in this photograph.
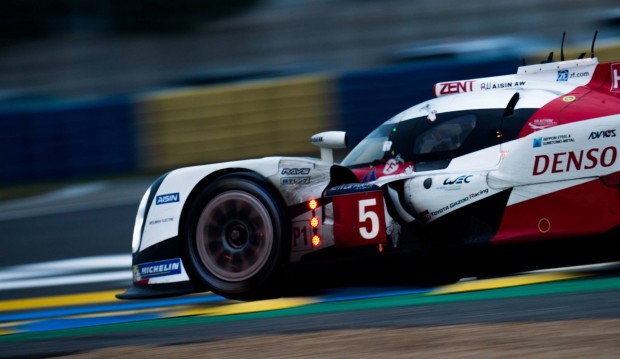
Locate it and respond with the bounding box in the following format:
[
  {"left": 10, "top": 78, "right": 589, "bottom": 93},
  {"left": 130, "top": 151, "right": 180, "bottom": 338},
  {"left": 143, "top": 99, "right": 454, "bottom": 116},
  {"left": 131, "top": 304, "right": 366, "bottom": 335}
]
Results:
[{"left": 184, "top": 173, "right": 288, "bottom": 300}]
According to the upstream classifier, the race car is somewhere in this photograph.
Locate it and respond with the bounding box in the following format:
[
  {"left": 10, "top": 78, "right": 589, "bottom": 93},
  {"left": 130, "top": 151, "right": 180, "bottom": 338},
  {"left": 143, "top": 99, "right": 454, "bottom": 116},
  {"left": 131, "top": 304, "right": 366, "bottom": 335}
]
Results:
[{"left": 118, "top": 55, "right": 620, "bottom": 301}]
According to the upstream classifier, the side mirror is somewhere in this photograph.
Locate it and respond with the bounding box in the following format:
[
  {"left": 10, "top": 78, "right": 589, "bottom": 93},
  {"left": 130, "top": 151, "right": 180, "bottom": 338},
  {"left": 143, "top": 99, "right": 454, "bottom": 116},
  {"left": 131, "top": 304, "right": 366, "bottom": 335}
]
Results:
[{"left": 310, "top": 131, "right": 347, "bottom": 164}]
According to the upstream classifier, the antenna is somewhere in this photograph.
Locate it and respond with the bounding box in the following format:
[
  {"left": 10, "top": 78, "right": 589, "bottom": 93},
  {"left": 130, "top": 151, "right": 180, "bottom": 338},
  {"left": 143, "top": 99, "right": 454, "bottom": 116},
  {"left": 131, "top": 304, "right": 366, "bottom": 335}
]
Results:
[
  {"left": 590, "top": 30, "right": 598, "bottom": 58},
  {"left": 543, "top": 51, "right": 554, "bottom": 64},
  {"left": 560, "top": 32, "right": 566, "bottom": 61}
]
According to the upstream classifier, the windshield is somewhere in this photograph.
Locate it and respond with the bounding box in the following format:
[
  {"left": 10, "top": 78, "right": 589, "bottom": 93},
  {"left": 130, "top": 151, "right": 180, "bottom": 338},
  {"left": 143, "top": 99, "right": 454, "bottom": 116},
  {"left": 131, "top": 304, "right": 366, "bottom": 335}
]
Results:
[{"left": 341, "top": 123, "right": 394, "bottom": 167}]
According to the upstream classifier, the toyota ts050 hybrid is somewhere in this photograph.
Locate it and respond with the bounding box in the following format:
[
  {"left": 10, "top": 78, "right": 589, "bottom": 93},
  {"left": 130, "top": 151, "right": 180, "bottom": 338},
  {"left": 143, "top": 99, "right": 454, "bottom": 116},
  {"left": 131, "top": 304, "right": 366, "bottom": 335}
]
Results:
[{"left": 118, "top": 54, "right": 620, "bottom": 301}]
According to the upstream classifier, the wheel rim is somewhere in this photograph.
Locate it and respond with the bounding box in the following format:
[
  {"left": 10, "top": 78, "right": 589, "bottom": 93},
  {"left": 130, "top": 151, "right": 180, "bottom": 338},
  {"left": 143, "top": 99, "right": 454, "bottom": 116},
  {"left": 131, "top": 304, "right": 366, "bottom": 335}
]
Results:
[{"left": 195, "top": 190, "right": 274, "bottom": 282}]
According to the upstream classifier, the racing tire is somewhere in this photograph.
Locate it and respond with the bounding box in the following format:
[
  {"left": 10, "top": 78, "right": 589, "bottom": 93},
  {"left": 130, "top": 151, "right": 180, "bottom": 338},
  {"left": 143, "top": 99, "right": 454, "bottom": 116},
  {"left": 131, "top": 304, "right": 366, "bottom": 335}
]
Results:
[{"left": 184, "top": 173, "right": 289, "bottom": 300}]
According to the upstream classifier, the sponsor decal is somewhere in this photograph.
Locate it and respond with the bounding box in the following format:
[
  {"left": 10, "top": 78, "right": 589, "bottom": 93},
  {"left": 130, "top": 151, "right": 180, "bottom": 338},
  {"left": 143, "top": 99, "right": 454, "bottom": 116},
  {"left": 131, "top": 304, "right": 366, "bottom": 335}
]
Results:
[
  {"left": 532, "top": 146, "right": 617, "bottom": 175},
  {"left": 426, "top": 195, "right": 472, "bottom": 216},
  {"left": 310, "top": 136, "right": 323, "bottom": 143},
  {"left": 480, "top": 81, "right": 525, "bottom": 90},
  {"left": 383, "top": 159, "right": 399, "bottom": 174},
  {"left": 571, "top": 71, "right": 590, "bottom": 79},
  {"left": 443, "top": 175, "right": 472, "bottom": 185},
  {"left": 557, "top": 70, "right": 569, "bottom": 82},
  {"left": 427, "top": 206, "right": 449, "bottom": 218},
  {"left": 588, "top": 130, "right": 616, "bottom": 140},
  {"left": 563, "top": 95, "right": 576, "bottom": 102},
  {"left": 155, "top": 193, "right": 179, "bottom": 205},
  {"left": 532, "top": 134, "right": 574, "bottom": 148},
  {"left": 329, "top": 182, "right": 379, "bottom": 193},
  {"left": 281, "top": 177, "right": 311, "bottom": 185},
  {"left": 437, "top": 80, "right": 475, "bottom": 95},
  {"left": 558, "top": 70, "right": 590, "bottom": 82},
  {"left": 281, "top": 168, "right": 311, "bottom": 175},
  {"left": 437, "top": 174, "right": 472, "bottom": 191},
  {"left": 469, "top": 188, "right": 489, "bottom": 200},
  {"left": 611, "top": 63, "right": 620, "bottom": 93},
  {"left": 382, "top": 154, "right": 404, "bottom": 175},
  {"left": 528, "top": 118, "right": 557, "bottom": 131},
  {"left": 148, "top": 217, "right": 174, "bottom": 225},
  {"left": 450, "top": 196, "right": 469, "bottom": 209},
  {"left": 420, "top": 188, "right": 490, "bottom": 221},
  {"left": 136, "top": 258, "right": 182, "bottom": 280}
]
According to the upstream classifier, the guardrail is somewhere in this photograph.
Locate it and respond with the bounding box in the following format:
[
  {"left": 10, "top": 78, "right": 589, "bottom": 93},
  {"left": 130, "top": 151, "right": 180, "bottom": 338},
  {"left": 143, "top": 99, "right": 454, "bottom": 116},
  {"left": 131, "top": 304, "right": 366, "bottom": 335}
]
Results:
[{"left": 0, "top": 98, "right": 135, "bottom": 183}]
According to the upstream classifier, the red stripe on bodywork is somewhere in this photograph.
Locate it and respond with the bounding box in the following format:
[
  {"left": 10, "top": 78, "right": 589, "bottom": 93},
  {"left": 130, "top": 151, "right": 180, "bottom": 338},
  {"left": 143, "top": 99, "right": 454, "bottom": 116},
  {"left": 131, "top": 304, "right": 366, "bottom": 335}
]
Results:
[
  {"left": 519, "top": 63, "right": 620, "bottom": 138},
  {"left": 492, "top": 175, "right": 620, "bottom": 244}
]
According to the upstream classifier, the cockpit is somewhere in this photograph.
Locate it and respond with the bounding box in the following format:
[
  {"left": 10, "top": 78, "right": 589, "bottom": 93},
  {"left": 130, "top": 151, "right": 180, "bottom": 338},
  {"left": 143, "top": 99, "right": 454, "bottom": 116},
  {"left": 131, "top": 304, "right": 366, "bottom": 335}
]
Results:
[{"left": 340, "top": 103, "right": 529, "bottom": 182}]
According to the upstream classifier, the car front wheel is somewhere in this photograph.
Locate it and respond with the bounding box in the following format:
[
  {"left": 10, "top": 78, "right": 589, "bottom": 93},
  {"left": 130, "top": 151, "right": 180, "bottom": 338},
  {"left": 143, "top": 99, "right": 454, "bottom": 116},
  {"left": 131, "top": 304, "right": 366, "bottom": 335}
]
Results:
[{"left": 184, "top": 173, "right": 288, "bottom": 300}]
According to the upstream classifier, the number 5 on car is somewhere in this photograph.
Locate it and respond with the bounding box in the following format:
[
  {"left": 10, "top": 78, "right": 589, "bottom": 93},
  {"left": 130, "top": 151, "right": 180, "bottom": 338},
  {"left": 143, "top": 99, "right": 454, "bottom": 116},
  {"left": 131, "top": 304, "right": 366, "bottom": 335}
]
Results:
[{"left": 332, "top": 191, "right": 387, "bottom": 247}]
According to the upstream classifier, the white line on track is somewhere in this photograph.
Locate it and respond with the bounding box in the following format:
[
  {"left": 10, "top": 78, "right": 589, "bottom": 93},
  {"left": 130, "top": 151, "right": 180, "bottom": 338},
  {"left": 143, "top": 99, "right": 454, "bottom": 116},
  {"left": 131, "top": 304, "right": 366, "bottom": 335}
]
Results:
[
  {"left": 0, "top": 271, "right": 132, "bottom": 290},
  {"left": 0, "top": 180, "right": 151, "bottom": 221},
  {"left": 0, "top": 254, "right": 132, "bottom": 290},
  {"left": 0, "top": 200, "right": 139, "bottom": 221}
]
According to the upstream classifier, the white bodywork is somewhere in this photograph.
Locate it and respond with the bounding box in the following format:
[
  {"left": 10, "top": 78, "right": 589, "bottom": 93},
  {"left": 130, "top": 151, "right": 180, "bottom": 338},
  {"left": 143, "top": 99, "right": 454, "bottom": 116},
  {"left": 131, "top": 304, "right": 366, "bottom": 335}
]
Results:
[{"left": 128, "top": 57, "right": 620, "bottom": 290}]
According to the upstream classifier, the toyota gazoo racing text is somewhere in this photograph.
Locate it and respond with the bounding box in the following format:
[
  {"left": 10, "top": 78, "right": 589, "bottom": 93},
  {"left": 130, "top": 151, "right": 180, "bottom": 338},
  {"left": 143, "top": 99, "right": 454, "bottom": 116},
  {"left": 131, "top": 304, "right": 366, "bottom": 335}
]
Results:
[{"left": 119, "top": 55, "right": 620, "bottom": 301}]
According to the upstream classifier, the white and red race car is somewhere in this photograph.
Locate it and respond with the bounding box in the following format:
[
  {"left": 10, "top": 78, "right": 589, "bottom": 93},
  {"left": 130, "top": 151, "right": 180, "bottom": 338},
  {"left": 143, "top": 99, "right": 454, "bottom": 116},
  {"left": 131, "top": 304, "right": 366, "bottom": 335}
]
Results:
[{"left": 119, "top": 56, "right": 620, "bottom": 300}]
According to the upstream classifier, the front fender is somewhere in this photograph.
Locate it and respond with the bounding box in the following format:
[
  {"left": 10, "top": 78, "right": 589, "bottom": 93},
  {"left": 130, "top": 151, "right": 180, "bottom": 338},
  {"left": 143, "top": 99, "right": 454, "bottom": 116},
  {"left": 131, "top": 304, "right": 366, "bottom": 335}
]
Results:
[
  {"left": 138, "top": 157, "right": 285, "bottom": 252},
  {"left": 137, "top": 156, "right": 334, "bottom": 253}
]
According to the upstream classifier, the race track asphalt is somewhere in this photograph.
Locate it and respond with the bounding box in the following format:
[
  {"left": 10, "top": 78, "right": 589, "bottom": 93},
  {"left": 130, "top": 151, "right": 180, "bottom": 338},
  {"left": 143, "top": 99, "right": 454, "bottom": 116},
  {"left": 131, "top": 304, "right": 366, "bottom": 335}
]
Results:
[{"left": 1, "top": 178, "right": 619, "bottom": 358}]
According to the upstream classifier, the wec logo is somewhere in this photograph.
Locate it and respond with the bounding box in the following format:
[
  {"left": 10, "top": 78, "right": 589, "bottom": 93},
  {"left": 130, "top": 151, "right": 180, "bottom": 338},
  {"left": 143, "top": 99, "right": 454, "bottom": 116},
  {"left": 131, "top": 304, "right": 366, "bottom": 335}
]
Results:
[
  {"left": 156, "top": 193, "right": 180, "bottom": 205},
  {"left": 443, "top": 175, "right": 472, "bottom": 185}
]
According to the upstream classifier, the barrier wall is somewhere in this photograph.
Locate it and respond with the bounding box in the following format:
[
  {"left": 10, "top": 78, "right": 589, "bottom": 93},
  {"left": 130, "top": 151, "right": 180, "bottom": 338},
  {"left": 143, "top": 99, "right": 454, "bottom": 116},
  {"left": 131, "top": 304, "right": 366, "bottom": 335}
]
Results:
[
  {"left": 0, "top": 56, "right": 541, "bottom": 183},
  {"left": 136, "top": 74, "right": 337, "bottom": 171},
  {"left": 0, "top": 99, "right": 135, "bottom": 183}
]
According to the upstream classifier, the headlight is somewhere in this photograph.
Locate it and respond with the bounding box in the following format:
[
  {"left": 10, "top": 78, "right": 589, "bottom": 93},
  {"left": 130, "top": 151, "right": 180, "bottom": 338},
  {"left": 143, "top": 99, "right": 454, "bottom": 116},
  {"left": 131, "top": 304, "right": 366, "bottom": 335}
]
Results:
[{"left": 132, "top": 187, "right": 151, "bottom": 253}]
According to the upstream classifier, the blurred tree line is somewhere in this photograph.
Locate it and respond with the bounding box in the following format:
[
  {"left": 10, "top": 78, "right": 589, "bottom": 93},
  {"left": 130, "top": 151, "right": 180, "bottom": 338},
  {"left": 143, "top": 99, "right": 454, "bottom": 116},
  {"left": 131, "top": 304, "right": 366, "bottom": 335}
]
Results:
[{"left": 0, "top": 0, "right": 261, "bottom": 43}]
